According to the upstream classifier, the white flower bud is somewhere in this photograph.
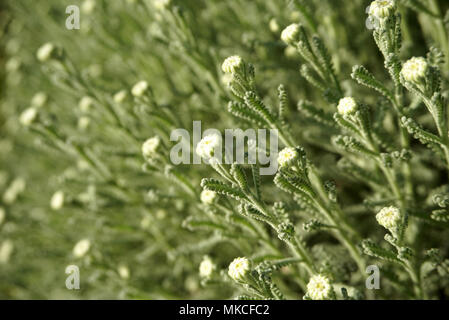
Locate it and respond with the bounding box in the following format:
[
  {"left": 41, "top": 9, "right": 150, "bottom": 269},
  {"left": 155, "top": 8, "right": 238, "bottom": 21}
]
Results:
[
  {"left": 113, "top": 90, "right": 128, "bottom": 103},
  {"left": 185, "top": 275, "right": 199, "bottom": 292},
  {"left": 200, "top": 190, "right": 217, "bottom": 205},
  {"left": 118, "top": 265, "right": 130, "bottom": 279},
  {"left": 6, "top": 58, "right": 21, "bottom": 72},
  {"left": 31, "top": 92, "right": 48, "bottom": 108},
  {"left": 221, "top": 56, "right": 243, "bottom": 74},
  {"left": 307, "top": 274, "right": 332, "bottom": 300},
  {"left": 401, "top": 57, "right": 428, "bottom": 84},
  {"left": 37, "top": 43, "right": 55, "bottom": 62},
  {"left": 277, "top": 147, "right": 299, "bottom": 168},
  {"left": 87, "top": 64, "right": 102, "bottom": 78},
  {"left": 199, "top": 256, "right": 215, "bottom": 278},
  {"left": 50, "top": 191, "right": 65, "bottom": 210},
  {"left": 141, "top": 215, "right": 151, "bottom": 229},
  {"left": 284, "top": 46, "right": 298, "bottom": 58},
  {"left": 78, "top": 116, "right": 91, "bottom": 130},
  {"left": 153, "top": 0, "right": 171, "bottom": 10},
  {"left": 0, "top": 240, "right": 14, "bottom": 264},
  {"left": 376, "top": 206, "right": 401, "bottom": 230},
  {"left": 82, "top": 0, "right": 96, "bottom": 14},
  {"left": 77, "top": 160, "right": 90, "bottom": 171},
  {"left": 79, "top": 96, "right": 94, "bottom": 112},
  {"left": 73, "top": 239, "right": 91, "bottom": 257},
  {"left": 228, "top": 257, "right": 250, "bottom": 281},
  {"left": 196, "top": 134, "right": 222, "bottom": 159},
  {"left": 369, "top": 0, "right": 396, "bottom": 20},
  {"left": 269, "top": 18, "right": 280, "bottom": 33},
  {"left": 132, "top": 80, "right": 149, "bottom": 97},
  {"left": 20, "top": 107, "right": 38, "bottom": 126},
  {"left": 289, "top": 11, "right": 301, "bottom": 21},
  {"left": 156, "top": 209, "right": 166, "bottom": 220},
  {"left": 337, "top": 97, "right": 358, "bottom": 115},
  {"left": 142, "top": 136, "right": 161, "bottom": 158},
  {"left": 2, "top": 178, "right": 26, "bottom": 204},
  {"left": 281, "top": 24, "right": 300, "bottom": 45}
]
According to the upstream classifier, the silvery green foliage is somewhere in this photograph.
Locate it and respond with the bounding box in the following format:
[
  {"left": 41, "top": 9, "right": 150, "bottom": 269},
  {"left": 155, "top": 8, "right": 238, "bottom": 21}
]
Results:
[{"left": 1, "top": 0, "right": 449, "bottom": 299}]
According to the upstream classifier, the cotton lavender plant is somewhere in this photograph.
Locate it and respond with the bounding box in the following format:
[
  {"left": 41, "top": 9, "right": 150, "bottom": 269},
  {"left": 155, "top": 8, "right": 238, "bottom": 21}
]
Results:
[{"left": 1, "top": 0, "right": 449, "bottom": 300}]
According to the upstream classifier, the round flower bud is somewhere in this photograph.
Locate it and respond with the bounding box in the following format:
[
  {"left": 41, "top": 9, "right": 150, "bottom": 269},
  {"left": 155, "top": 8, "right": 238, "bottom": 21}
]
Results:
[
  {"left": 20, "top": 107, "right": 38, "bottom": 126},
  {"left": 31, "top": 92, "right": 48, "bottom": 108},
  {"left": 50, "top": 191, "right": 65, "bottom": 210},
  {"left": 228, "top": 257, "right": 250, "bottom": 281},
  {"left": 78, "top": 116, "right": 91, "bottom": 130},
  {"left": 184, "top": 275, "right": 199, "bottom": 292},
  {"left": 37, "top": 43, "right": 56, "bottom": 62},
  {"left": 132, "top": 80, "right": 149, "bottom": 97},
  {"left": 277, "top": 147, "right": 299, "bottom": 168},
  {"left": 141, "top": 216, "right": 151, "bottom": 229},
  {"left": 307, "top": 274, "right": 332, "bottom": 300},
  {"left": 269, "top": 18, "right": 280, "bottom": 33},
  {"left": 281, "top": 24, "right": 300, "bottom": 45},
  {"left": 82, "top": 0, "right": 96, "bottom": 14},
  {"left": 113, "top": 90, "right": 128, "bottom": 104},
  {"left": 154, "top": 0, "right": 170, "bottom": 10},
  {"left": 369, "top": 0, "right": 396, "bottom": 20},
  {"left": 221, "top": 56, "right": 243, "bottom": 74},
  {"left": 337, "top": 97, "right": 358, "bottom": 115},
  {"left": 284, "top": 46, "right": 298, "bottom": 58},
  {"left": 156, "top": 209, "right": 166, "bottom": 220},
  {"left": 2, "top": 178, "right": 26, "bottom": 204},
  {"left": 0, "top": 240, "right": 14, "bottom": 264},
  {"left": 142, "top": 136, "right": 161, "bottom": 158},
  {"left": 196, "top": 134, "right": 222, "bottom": 159},
  {"left": 79, "top": 96, "right": 94, "bottom": 113},
  {"left": 199, "top": 256, "right": 215, "bottom": 278},
  {"left": 118, "top": 265, "right": 130, "bottom": 279},
  {"left": 6, "top": 58, "right": 21, "bottom": 72},
  {"left": 376, "top": 206, "right": 401, "bottom": 230},
  {"left": 73, "top": 239, "right": 91, "bottom": 258},
  {"left": 200, "top": 190, "right": 217, "bottom": 205},
  {"left": 401, "top": 57, "right": 428, "bottom": 84},
  {"left": 289, "top": 11, "right": 301, "bottom": 21},
  {"left": 87, "top": 64, "right": 102, "bottom": 78}
]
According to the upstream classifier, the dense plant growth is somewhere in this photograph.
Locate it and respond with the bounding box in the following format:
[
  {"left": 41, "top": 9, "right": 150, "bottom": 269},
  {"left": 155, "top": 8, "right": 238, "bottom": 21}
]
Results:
[{"left": 1, "top": 0, "right": 449, "bottom": 299}]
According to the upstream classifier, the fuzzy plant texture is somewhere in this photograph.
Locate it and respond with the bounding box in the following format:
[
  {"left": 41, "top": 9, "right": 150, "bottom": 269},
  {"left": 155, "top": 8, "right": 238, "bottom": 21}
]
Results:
[{"left": 1, "top": 0, "right": 449, "bottom": 300}]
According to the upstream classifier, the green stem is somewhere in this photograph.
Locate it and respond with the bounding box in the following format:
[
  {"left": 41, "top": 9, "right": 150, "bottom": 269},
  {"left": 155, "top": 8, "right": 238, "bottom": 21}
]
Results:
[
  {"left": 405, "top": 260, "right": 424, "bottom": 299},
  {"left": 246, "top": 194, "right": 316, "bottom": 275}
]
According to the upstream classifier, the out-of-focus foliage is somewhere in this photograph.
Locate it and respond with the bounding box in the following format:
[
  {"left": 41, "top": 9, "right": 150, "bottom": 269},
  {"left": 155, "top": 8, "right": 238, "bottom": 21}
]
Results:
[{"left": 1, "top": 0, "right": 449, "bottom": 299}]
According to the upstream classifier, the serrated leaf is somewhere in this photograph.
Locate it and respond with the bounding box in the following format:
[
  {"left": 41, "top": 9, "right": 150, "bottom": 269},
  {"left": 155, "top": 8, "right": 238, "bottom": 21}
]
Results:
[
  {"left": 300, "top": 64, "right": 326, "bottom": 91},
  {"left": 244, "top": 91, "right": 276, "bottom": 126},
  {"left": 297, "top": 100, "right": 336, "bottom": 129},
  {"left": 201, "top": 178, "right": 246, "bottom": 200},
  {"left": 278, "top": 84, "right": 288, "bottom": 121},
  {"left": 333, "top": 113, "right": 361, "bottom": 136},
  {"left": 231, "top": 163, "right": 248, "bottom": 190},
  {"left": 251, "top": 163, "right": 262, "bottom": 200},
  {"left": 351, "top": 65, "right": 395, "bottom": 103},
  {"left": 361, "top": 239, "right": 402, "bottom": 264},
  {"left": 401, "top": 117, "right": 442, "bottom": 146},
  {"left": 228, "top": 101, "right": 267, "bottom": 126}
]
